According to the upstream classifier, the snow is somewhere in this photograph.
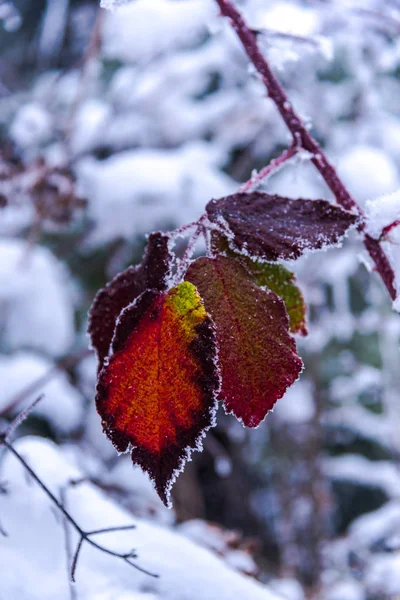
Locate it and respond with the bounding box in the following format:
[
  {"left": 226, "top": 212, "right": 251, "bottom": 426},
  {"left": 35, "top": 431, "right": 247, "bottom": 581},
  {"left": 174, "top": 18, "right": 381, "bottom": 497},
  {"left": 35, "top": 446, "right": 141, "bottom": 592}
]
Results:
[
  {"left": 10, "top": 103, "right": 53, "bottom": 150},
  {"left": 0, "top": 352, "right": 84, "bottom": 433},
  {"left": 70, "top": 99, "right": 111, "bottom": 156},
  {"left": 273, "top": 380, "right": 315, "bottom": 424},
  {"left": 0, "top": 437, "right": 281, "bottom": 600},
  {"left": 324, "top": 454, "right": 400, "bottom": 498},
  {"left": 324, "top": 405, "right": 391, "bottom": 450},
  {"left": 365, "top": 188, "right": 400, "bottom": 239},
  {"left": 77, "top": 143, "right": 234, "bottom": 246},
  {"left": 0, "top": 1, "right": 21, "bottom": 32},
  {"left": 325, "top": 580, "right": 365, "bottom": 600},
  {"left": 349, "top": 501, "right": 400, "bottom": 549},
  {"left": 256, "top": 3, "right": 318, "bottom": 38},
  {"left": 330, "top": 366, "right": 381, "bottom": 403},
  {"left": 102, "top": 0, "right": 216, "bottom": 63},
  {"left": 337, "top": 145, "right": 399, "bottom": 205},
  {"left": 100, "top": 0, "right": 135, "bottom": 10},
  {"left": 366, "top": 554, "right": 400, "bottom": 597},
  {"left": 177, "top": 519, "right": 258, "bottom": 576},
  {"left": 269, "top": 579, "right": 305, "bottom": 600},
  {"left": 0, "top": 239, "right": 75, "bottom": 356}
]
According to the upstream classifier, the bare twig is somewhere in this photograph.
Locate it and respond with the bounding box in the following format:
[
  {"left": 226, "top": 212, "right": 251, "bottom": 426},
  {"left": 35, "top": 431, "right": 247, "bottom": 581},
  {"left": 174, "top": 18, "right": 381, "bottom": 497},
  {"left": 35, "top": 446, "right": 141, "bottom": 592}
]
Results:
[
  {"left": 215, "top": 0, "right": 397, "bottom": 301},
  {"left": 381, "top": 220, "right": 400, "bottom": 240},
  {"left": 0, "top": 518, "right": 7, "bottom": 537},
  {"left": 0, "top": 479, "right": 8, "bottom": 537},
  {"left": 4, "top": 394, "right": 44, "bottom": 439},
  {"left": 257, "top": 28, "right": 322, "bottom": 49},
  {"left": 238, "top": 144, "right": 301, "bottom": 193},
  {"left": 65, "top": 9, "right": 105, "bottom": 148},
  {"left": 60, "top": 487, "right": 78, "bottom": 600},
  {"left": 0, "top": 397, "right": 158, "bottom": 583},
  {"left": 175, "top": 214, "right": 208, "bottom": 282}
]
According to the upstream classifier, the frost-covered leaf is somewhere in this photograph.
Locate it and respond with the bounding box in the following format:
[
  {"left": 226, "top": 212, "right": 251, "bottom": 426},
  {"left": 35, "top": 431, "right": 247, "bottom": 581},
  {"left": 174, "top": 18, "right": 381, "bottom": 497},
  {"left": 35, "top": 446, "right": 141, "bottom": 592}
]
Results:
[
  {"left": 206, "top": 192, "right": 358, "bottom": 261},
  {"left": 210, "top": 232, "right": 307, "bottom": 335},
  {"left": 186, "top": 256, "right": 303, "bottom": 427},
  {"left": 88, "top": 232, "right": 172, "bottom": 368},
  {"left": 246, "top": 262, "right": 307, "bottom": 336},
  {"left": 96, "top": 282, "right": 219, "bottom": 506}
]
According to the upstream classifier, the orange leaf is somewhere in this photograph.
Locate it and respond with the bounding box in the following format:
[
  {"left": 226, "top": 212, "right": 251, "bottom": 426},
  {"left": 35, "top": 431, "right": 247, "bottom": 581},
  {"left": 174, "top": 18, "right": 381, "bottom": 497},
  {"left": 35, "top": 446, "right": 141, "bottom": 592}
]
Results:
[{"left": 96, "top": 282, "right": 219, "bottom": 506}]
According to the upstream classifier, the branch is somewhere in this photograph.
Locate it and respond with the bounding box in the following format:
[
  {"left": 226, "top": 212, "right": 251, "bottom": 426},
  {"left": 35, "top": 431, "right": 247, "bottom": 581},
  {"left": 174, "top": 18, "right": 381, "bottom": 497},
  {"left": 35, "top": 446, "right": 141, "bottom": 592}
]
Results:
[
  {"left": 0, "top": 398, "right": 158, "bottom": 583},
  {"left": 215, "top": 0, "right": 397, "bottom": 301}
]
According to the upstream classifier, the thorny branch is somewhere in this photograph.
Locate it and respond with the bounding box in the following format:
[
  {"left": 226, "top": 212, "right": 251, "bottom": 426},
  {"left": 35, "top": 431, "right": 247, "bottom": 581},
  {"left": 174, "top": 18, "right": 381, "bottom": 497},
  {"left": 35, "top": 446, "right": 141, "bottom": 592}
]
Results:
[
  {"left": 215, "top": 0, "right": 397, "bottom": 301},
  {"left": 0, "top": 397, "right": 158, "bottom": 583}
]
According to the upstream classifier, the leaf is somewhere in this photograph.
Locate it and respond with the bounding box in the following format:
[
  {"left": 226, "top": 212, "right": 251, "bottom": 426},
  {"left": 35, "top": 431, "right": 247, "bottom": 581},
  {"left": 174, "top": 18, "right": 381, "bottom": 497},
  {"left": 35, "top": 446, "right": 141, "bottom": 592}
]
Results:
[
  {"left": 88, "top": 232, "right": 172, "bottom": 368},
  {"left": 210, "top": 232, "right": 307, "bottom": 335},
  {"left": 245, "top": 262, "right": 307, "bottom": 336},
  {"left": 186, "top": 256, "right": 303, "bottom": 427},
  {"left": 96, "top": 282, "right": 219, "bottom": 507},
  {"left": 206, "top": 192, "right": 358, "bottom": 261}
]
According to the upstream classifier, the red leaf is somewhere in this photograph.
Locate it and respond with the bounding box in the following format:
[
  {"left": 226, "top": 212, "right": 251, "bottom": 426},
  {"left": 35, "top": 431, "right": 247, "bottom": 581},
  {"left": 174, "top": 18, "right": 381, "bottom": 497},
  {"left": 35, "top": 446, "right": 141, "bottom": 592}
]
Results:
[
  {"left": 186, "top": 255, "right": 303, "bottom": 427},
  {"left": 96, "top": 282, "right": 219, "bottom": 506},
  {"left": 88, "top": 232, "right": 172, "bottom": 368},
  {"left": 210, "top": 231, "right": 307, "bottom": 335},
  {"left": 206, "top": 192, "right": 358, "bottom": 261},
  {"left": 243, "top": 261, "right": 307, "bottom": 336}
]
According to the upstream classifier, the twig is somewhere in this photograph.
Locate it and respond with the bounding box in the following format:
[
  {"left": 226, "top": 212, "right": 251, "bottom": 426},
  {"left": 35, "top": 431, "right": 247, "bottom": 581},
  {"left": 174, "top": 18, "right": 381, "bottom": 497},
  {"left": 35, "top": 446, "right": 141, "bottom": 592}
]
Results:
[
  {"left": 65, "top": 9, "right": 105, "bottom": 150},
  {"left": 4, "top": 394, "right": 44, "bottom": 439},
  {"left": 215, "top": 0, "right": 397, "bottom": 301},
  {"left": 175, "top": 214, "right": 208, "bottom": 282},
  {"left": 0, "top": 517, "right": 7, "bottom": 537},
  {"left": 0, "top": 398, "right": 158, "bottom": 583},
  {"left": 257, "top": 28, "right": 321, "bottom": 49},
  {"left": 238, "top": 144, "right": 301, "bottom": 193},
  {"left": 0, "top": 479, "right": 8, "bottom": 537},
  {"left": 60, "top": 487, "right": 78, "bottom": 600},
  {"left": 381, "top": 220, "right": 400, "bottom": 240},
  {"left": 353, "top": 8, "right": 400, "bottom": 34}
]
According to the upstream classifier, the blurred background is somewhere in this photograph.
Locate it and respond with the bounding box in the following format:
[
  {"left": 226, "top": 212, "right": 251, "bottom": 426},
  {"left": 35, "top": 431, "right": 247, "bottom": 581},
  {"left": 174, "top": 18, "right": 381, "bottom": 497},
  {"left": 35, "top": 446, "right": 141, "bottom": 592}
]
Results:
[{"left": 1, "top": 1, "right": 400, "bottom": 599}]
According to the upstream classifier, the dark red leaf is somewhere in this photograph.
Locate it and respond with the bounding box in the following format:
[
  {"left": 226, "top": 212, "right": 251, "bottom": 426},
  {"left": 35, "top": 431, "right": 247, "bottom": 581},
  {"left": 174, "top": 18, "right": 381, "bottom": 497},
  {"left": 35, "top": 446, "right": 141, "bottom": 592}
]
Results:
[
  {"left": 206, "top": 192, "right": 358, "bottom": 261},
  {"left": 88, "top": 232, "right": 172, "bottom": 368},
  {"left": 210, "top": 231, "right": 307, "bottom": 335},
  {"left": 186, "top": 255, "right": 303, "bottom": 427}
]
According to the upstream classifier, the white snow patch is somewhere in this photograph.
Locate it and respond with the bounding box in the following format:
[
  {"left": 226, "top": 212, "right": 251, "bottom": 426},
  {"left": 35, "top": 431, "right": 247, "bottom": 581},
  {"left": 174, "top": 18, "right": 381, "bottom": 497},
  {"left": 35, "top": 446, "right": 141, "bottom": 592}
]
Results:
[
  {"left": 100, "top": 0, "right": 135, "bottom": 10},
  {"left": 10, "top": 103, "right": 52, "bottom": 149},
  {"left": 77, "top": 143, "right": 234, "bottom": 246},
  {"left": 365, "top": 188, "right": 400, "bottom": 239},
  {"left": 273, "top": 380, "right": 315, "bottom": 424},
  {"left": 337, "top": 145, "right": 399, "bottom": 206},
  {"left": 324, "top": 454, "right": 400, "bottom": 498},
  {"left": 102, "top": 0, "right": 216, "bottom": 63},
  {"left": 0, "top": 436, "right": 282, "bottom": 600},
  {"left": 0, "top": 239, "right": 75, "bottom": 355},
  {"left": 0, "top": 352, "right": 84, "bottom": 432}
]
